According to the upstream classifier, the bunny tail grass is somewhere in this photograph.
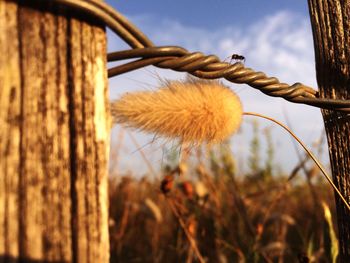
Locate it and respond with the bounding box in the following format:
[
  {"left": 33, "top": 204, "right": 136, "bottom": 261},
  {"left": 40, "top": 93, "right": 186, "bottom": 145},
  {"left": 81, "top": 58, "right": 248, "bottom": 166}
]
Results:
[{"left": 111, "top": 79, "right": 243, "bottom": 145}]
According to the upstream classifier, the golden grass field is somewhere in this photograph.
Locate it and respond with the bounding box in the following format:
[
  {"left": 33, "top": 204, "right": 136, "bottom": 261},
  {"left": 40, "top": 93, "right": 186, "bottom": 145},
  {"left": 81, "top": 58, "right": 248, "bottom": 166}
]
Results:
[
  {"left": 108, "top": 141, "right": 338, "bottom": 263},
  {"left": 109, "top": 80, "right": 338, "bottom": 262}
]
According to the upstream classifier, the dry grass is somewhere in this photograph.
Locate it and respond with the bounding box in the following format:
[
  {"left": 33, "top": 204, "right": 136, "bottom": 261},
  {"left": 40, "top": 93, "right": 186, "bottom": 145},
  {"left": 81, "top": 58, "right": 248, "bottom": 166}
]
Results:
[
  {"left": 111, "top": 79, "right": 242, "bottom": 145},
  {"left": 108, "top": 144, "right": 338, "bottom": 263},
  {"left": 109, "top": 79, "right": 339, "bottom": 262}
]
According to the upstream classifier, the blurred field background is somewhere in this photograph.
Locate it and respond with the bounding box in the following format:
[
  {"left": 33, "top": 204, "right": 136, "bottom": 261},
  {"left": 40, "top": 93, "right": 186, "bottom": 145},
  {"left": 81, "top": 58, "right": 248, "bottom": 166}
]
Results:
[
  {"left": 106, "top": 3, "right": 338, "bottom": 261},
  {"left": 108, "top": 124, "right": 338, "bottom": 263}
]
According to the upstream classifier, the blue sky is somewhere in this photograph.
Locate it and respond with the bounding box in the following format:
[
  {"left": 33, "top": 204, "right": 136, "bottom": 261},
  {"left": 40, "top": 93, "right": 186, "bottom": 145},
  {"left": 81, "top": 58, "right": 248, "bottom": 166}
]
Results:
[
  {"left": 106, "top": 1, "right": 329, "bottom": 176},
  {"left": 110, "top": 0, "right": 309, "bottom": 29}
]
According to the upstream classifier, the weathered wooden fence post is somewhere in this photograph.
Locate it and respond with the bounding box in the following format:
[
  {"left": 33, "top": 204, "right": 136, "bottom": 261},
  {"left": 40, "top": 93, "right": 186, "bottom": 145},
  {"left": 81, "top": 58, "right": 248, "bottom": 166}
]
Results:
[
  {"left": 0, "top": 1, "right": 110, "bottom": 262},
  {"left": 308, "top": 0, "right": 350, "bottom": 260}
]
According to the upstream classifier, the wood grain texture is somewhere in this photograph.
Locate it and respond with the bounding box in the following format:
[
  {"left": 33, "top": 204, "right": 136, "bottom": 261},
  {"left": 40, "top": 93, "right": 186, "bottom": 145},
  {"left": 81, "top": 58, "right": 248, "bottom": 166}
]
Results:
[
  {"left": 0, "top": 1, "right": 21, "bottom": 261},
  {"left": 308, "top": 0, "right": 350, "bottom": 260},
  {"left": 0, "top": 1, "right": 110, "bottom": 262}
]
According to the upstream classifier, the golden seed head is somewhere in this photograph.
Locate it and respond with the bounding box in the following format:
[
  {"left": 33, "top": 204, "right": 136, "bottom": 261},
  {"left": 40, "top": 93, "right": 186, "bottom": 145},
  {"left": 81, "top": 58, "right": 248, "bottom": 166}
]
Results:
[{"left": 111, "top": 79, "right": 243, "bottom": 145}]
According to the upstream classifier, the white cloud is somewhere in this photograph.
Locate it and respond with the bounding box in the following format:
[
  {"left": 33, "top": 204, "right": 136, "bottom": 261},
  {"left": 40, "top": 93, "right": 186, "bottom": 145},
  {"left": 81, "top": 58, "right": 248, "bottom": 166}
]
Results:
[{"left": 108, "top": 10, "right": 329, "bottom": 175}]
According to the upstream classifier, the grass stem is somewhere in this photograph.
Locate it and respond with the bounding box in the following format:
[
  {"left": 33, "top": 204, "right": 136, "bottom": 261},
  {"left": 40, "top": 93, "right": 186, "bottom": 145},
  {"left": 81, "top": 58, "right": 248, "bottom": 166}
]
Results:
[{"left": 243, "top": 112, "right": 350, "bottom": 212}]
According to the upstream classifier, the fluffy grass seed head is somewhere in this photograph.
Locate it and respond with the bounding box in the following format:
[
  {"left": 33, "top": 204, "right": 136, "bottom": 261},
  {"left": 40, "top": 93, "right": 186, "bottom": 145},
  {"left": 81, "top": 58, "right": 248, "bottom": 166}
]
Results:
[{"left": 111, "top": 79, "right": 243, "bottom": 145}]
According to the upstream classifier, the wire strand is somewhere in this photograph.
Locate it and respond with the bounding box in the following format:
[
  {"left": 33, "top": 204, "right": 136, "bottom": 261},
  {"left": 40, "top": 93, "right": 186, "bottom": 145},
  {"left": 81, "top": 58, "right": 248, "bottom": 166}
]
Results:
[{"left": 48, "top": 0, "right": 350, "bottom": 111}]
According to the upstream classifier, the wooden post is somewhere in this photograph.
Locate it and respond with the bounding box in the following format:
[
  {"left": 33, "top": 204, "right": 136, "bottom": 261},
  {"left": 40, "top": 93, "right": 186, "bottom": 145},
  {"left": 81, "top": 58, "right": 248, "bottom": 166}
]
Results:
[
  {"left": 308, "top": 0, "right": 350, "bottom": 261},
  {"left": 0, "top": 1, "right": 110, "bottom": 262}
]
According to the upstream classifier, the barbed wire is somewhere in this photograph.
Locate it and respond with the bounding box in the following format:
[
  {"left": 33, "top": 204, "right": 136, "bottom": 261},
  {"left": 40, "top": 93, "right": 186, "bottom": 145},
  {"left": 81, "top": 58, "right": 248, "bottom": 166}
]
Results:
[{"left": 52, "top": 0, "right": 350, "bottom": 111}]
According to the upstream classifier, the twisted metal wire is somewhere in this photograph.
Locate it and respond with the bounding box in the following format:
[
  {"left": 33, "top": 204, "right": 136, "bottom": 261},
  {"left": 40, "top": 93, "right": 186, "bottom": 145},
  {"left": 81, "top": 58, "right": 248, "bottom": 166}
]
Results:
[{"left": 52, "top": 0, "right": 350, "bottom": 111}]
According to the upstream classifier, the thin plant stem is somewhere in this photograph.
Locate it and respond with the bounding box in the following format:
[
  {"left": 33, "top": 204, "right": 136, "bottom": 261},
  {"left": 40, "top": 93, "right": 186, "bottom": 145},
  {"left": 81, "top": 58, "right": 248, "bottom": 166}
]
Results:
[
  {"left": 283, "top": 109, "right": 321, "bottom": 212},
  {"left": 243, "top": 112, "right": 350, "bottom": 212},
  {"left": 127, "top": 131, "right": 157, "bottom": 178},
  {"left": 166, "top": 198, "right": 206, "bottom": 263}
]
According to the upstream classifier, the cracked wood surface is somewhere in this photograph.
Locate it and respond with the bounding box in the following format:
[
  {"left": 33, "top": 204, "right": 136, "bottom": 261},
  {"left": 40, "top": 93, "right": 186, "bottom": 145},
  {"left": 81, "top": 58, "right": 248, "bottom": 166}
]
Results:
[{"left": 0, "top": 1, "right": 110, "bottom": 262}]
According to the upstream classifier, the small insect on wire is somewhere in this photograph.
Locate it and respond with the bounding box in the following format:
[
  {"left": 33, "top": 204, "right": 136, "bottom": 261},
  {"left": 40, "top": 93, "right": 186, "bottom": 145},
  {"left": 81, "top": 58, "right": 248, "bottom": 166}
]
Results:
[{"left": 230, "top": 53, "right": 245, "bottom": 63}]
